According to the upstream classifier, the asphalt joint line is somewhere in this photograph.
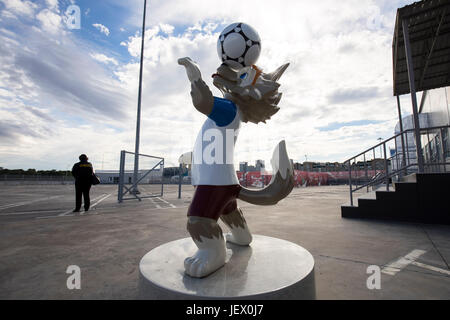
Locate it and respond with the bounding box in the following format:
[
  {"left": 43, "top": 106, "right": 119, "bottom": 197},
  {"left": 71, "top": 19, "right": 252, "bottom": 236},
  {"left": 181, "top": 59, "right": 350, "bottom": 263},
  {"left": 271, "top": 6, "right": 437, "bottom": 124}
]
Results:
[{"left": 421, "top": 226, "right": 450, "bottom": 270}]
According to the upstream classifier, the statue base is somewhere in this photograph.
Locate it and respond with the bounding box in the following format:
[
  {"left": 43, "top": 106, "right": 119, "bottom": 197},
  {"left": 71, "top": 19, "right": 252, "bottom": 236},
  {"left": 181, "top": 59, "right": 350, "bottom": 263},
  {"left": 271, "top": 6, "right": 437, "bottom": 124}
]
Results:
[{"left": 138, "top": 235, "right": 315, "bottom": 300}]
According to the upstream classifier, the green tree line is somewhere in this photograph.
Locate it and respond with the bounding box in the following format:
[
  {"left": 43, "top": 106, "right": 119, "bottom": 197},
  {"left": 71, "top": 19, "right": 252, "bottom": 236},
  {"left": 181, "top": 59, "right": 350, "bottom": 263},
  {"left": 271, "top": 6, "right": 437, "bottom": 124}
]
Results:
[{"left": 0, "top": 168, "right": 71, "bottom": 176}]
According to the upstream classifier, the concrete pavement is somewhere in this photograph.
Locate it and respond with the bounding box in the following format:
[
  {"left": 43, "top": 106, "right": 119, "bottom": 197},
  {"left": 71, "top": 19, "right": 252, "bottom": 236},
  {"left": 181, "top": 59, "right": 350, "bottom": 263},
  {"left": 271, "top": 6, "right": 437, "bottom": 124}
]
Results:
[{"left": 0, "top": 184, "right": 448, "bottom": 299}]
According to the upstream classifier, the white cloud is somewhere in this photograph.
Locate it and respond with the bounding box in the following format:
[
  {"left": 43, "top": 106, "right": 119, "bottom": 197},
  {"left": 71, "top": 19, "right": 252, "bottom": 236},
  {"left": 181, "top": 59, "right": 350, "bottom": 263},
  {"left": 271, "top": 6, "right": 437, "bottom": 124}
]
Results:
[
  {"left": 159, "top": 23, "right": 174, "bottom": 35},
  {"left": 0, "top": 0, "right": 417, "bottom": 170},
  {"left": 113, "top": 0, "right": 411, "bottom": 167},
  {"left": 45, "top": 0, "right": 59, "bottom": 12},
  {"left": 0, "top": 0, "right": 37, "bottom": 17},
  {"left": 93, "top": 23, "right": 110, "bottom": 36},
  {"left": 36, "top": 8, "right": 62, "bottom": 34},
  {"left": 90, "top": 53, "right": 118, "bottom": 66},
  {"left": 0, "top": 87, "right": 15, "bottom": 98},
  {"left": 1, "top": 9, "right": 19, "bottom": 20}
]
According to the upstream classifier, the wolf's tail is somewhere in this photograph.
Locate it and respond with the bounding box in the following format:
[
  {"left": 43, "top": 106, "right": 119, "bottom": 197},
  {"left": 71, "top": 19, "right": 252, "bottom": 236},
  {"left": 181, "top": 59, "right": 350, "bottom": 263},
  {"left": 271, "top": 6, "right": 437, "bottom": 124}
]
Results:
[{"left": 238, "top": 140, "right": 295, "bottom": 206}]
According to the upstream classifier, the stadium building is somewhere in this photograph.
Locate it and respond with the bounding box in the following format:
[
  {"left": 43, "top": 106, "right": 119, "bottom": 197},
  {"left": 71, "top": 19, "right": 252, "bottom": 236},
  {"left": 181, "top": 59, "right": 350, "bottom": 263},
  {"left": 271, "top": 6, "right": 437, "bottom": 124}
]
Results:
[{"left": 342, "top": 0, "right": 450, "bottom": 224}]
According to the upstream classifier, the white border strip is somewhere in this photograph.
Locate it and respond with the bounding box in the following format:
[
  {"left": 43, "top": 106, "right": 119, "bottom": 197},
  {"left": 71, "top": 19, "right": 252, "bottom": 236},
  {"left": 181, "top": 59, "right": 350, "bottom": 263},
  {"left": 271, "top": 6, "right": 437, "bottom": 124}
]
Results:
[
  {"left": 150, "top": 197, "right": 161, "bottom": 209},
  {"left": 411, "top": 261, "right": 450, "bottom": 276},
  {"left": 37, "top": 204, "right": 188, "bottom": 220},
  {"left": 90, "top": 193, "right": 111, "bottom": 209},
  {"left": 382, "top": 249, "right": 427, "bottom": 276},
  {"left": 156, "top": 197, "right": 176, "bottom": 208},
  {"left": 58, "top": 194, "right": 109, "bottom": 216},
  {"left": 0, "top": 195, "right": 63, "bottom": 210}
]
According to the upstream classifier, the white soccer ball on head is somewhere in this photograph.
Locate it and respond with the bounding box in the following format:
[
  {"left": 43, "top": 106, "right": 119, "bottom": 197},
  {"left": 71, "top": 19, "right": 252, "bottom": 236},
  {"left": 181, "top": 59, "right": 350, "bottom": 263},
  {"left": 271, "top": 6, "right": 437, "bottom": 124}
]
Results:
[{"left": 217, "top": 22, "right": 261, "bottom": 70}]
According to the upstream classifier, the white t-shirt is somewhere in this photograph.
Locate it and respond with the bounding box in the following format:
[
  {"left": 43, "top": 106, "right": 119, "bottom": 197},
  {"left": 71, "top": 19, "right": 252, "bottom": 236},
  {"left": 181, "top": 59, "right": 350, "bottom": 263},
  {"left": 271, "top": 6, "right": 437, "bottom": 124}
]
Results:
[{"left": 191, "top": 98, "right": 241, "bottom": 186}]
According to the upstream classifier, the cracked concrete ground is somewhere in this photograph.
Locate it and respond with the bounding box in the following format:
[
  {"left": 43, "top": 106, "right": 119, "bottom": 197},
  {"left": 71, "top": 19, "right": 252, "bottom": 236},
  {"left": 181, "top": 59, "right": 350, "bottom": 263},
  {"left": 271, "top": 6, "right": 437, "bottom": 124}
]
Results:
[{"left": 0, "top": 184, "right": 448, "bottom": 299}]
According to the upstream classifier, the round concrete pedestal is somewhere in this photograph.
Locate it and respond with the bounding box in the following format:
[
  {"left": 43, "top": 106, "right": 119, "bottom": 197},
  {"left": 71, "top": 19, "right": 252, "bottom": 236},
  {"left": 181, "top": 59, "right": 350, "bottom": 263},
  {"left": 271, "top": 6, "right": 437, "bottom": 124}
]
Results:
[{"left": 139, "top": 235, "right": 315, "bottom": 300}]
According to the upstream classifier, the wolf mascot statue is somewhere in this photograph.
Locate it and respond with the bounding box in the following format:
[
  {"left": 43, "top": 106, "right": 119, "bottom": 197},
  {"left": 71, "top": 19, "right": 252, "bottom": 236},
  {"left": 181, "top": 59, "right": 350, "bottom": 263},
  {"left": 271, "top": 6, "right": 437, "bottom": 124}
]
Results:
[{"left": 178, "top": 24, "right": 294, "bottom": 278}]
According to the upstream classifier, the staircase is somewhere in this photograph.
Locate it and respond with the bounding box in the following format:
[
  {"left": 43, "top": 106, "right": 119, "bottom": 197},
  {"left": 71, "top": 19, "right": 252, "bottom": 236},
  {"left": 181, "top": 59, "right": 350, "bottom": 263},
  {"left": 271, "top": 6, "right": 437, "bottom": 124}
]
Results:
[{"left": 341, "top": 173, "right": 450, "bottom": 224}]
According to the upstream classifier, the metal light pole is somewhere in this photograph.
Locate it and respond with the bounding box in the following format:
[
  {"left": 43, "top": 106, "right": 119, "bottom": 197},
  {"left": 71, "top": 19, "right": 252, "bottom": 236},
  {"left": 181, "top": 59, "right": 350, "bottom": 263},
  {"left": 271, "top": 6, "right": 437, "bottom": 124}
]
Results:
[
  {"left": 377, "top": 137, "right": 383, "bottom": 158},
  {"left": 178, "top": 164, "right": 183, "bottom": 199},
  {"left": 396, "top": 96, "right": 407, "bottom": 174},
  {"left": 133, "top": 0, "right": 147, "bottom": 194},
  {"left": 402, "top": 19, "right": 424, "bottom": 173}
]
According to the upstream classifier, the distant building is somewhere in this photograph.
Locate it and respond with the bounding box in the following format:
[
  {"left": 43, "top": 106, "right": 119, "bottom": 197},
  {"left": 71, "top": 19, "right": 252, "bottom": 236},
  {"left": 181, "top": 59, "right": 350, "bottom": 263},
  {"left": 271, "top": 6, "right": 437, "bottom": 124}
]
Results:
[
  {"left": 313, "top": 162, "right": 327, "bottom": 172},
  {"left": 303, "top": 162, "right": 314, "bottom": 171},
  {"left": 240, "top": 159, "right": 350, "bottom": 174},
  {"left": 95, "top": 169, "right": 162, "bottom": 184},
  {"left": 392, "top": 113, "right": 429, "bottom": 173},
  {"left": 239, "top": 162, "right": 248, "bottom": 172},
  {"left": 255, "top": 160, "right": 265, "bottom": 171},
  {"left": 325, "top": 162, "right": 345, "bottom": 172},
  {"left": 293, "top": 162, "right": 303, "bottom": 171}
]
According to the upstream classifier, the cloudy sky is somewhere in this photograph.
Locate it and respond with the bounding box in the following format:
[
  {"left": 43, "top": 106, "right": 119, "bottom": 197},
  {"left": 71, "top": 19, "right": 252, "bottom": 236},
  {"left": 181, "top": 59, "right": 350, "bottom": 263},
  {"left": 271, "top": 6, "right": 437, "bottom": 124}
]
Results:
[{"left": 0, "top": 0, "right": 418, "bottom": 171}]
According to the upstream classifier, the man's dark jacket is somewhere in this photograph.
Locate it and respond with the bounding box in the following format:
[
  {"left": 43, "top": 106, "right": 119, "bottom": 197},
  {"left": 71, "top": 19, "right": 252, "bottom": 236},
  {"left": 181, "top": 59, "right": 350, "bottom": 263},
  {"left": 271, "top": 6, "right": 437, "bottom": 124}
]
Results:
[{"left": 72, "top": 161, "right": 93, "bottom": 185}]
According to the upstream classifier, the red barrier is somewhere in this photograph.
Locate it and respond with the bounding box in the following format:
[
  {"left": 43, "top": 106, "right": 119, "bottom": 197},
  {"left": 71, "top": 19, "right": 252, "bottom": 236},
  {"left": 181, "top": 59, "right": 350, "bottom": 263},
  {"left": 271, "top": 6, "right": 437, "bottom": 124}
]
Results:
[{"left": 237, "top": 170, "right": 382, "bottom": 187}]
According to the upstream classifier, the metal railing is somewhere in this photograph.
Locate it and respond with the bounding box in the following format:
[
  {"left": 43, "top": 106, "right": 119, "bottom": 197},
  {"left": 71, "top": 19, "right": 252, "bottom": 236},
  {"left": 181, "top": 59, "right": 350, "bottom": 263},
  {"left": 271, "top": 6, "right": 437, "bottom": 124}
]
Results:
[
  {"left": 0, "top": 174, "right": 74, "bottom": 182},
  {"left": 345, "top": 125, "right": 450, "bottom": 206},
  {"left": 118, "top": 150, "right": 164, "bottom": 202}
]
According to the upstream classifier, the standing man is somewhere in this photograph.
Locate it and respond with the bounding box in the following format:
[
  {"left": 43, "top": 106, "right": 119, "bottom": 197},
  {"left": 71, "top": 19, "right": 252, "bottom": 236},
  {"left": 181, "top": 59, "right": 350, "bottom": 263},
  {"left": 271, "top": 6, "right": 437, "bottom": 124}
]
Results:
[{"left": 72, "top": 154, "right": 93, "bottom": 212}]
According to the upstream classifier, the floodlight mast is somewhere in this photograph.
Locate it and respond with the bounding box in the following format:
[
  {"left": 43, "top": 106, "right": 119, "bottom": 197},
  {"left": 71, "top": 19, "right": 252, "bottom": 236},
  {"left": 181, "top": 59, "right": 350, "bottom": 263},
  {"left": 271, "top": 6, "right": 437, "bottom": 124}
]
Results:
[{"left": 133, "top": 0, "right": 147, "bottom": 194}]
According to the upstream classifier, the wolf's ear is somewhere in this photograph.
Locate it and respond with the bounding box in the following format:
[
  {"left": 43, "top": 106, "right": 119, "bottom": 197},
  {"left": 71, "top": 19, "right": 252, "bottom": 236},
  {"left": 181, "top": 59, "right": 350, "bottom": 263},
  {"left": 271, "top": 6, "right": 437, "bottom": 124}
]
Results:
[{"left": 264, "top": 63, "right": 290, "bottom": 82}]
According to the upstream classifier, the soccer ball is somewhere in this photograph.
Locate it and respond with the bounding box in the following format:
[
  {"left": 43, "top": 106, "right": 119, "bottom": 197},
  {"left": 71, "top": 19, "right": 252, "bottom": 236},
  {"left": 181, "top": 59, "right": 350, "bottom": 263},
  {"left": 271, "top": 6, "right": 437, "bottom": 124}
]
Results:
[{"left": 217, "top": 22, "right": 261, "bottom": 70}]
